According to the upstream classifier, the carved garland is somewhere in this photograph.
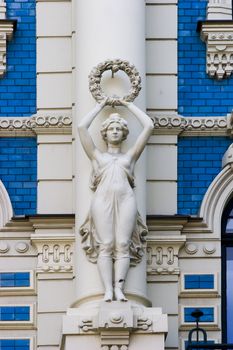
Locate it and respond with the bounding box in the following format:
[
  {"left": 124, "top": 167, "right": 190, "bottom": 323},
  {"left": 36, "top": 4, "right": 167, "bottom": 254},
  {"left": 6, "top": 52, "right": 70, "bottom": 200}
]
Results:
[{"left": 88, "top": 59, "right": 141, "bottom": 106}]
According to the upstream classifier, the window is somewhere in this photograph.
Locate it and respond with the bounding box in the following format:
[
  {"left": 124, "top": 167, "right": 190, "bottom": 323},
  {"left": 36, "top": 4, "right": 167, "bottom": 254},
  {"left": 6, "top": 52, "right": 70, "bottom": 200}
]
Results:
[
  {"left": 0, "top": 272, "right": 30, "bottom": 288},
  {"left": 0, "top": 339, "right": 30, "bottom": 350},
  {"left": 0, "top": 306, "right": 30, "bottom": 321},
  {"left": 184, "top": 307, "right": 215, "bottom": 323},
  {"left": 184, "top": 274, "right": 214, "bottom": 290},
  {"left": 221, "top": 197, "right": 233, "bottom": 343}
]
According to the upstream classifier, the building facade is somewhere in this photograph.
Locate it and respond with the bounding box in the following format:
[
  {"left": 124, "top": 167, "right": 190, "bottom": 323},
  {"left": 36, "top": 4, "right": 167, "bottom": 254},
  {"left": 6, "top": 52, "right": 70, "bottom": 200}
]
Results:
[{"left": 0, "top": 0, "right": 232, "bottom": 349}]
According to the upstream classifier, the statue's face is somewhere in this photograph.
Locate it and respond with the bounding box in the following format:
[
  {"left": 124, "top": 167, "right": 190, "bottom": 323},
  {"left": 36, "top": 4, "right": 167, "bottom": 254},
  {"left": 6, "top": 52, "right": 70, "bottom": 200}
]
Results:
[{"left": 106, "top": 122, "right": 124, "bottom": 145}]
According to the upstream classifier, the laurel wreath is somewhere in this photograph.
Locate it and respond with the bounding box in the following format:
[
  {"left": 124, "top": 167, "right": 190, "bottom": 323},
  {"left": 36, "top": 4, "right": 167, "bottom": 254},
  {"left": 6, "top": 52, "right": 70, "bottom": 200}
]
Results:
[{"left": 88, "top": 59, "right": 141, "bottom": 106}]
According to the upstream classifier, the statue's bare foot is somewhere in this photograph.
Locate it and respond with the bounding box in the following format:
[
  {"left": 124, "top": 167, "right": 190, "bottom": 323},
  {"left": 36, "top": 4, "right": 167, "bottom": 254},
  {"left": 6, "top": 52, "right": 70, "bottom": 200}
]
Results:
[
  {"left": 104, "top": 289, "right": 113, "bottom": 302},
  {"left": 114, "top": 287, "right": 128, "bottom": 302}
]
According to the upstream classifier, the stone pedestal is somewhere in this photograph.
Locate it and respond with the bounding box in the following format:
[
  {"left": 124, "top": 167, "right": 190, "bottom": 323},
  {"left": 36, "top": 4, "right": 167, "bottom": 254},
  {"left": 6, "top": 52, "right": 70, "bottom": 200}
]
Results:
[{"left": 61, "top": 302, "right": 167, "bottom": 350}]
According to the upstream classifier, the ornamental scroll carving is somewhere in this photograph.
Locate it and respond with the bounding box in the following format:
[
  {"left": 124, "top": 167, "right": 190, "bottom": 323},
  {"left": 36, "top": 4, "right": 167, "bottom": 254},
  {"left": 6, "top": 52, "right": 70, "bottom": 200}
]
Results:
[
  {"left": 32, "top": 237, "right": 74, "bottom": 273},
  {"left": 147, "top": 237, "right": 186, "bottom": 275},
  {"left": 40, "top": 243, "right": 72, "bottom": 272}
]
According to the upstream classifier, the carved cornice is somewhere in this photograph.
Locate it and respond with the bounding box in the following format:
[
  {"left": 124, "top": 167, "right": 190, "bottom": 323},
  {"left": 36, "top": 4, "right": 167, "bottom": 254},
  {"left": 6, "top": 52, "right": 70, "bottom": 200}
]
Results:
[
  {"left": 0, "top": 112, "right": 233, "bottom": 137},
  {"left": 149, "top": 112, "right": 228, "bottom": 136},
  {"left": 0, "top": 114, "right": 72, "bottom": 136}
]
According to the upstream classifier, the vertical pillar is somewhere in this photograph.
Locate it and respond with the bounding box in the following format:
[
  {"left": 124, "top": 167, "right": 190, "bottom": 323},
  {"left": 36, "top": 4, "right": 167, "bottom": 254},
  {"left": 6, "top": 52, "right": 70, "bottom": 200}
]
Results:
[{"left": 74, "top": 0, "right": 149, "bottom": 306}]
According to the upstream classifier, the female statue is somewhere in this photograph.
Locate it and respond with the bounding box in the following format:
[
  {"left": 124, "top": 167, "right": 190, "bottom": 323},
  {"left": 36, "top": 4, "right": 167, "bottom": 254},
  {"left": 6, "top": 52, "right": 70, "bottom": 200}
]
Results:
[{"left": 78, "top": 99, "right": 153, "bottom": 302}]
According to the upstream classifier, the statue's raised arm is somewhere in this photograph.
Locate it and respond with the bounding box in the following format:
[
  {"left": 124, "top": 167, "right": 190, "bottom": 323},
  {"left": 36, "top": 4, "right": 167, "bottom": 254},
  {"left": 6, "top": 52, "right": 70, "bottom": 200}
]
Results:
[
  {"left": 77, "top": 99, "right": 106, "bottom": 160},
  {"left": 122, "top": 101, "right": 154, "bottom": 163}
]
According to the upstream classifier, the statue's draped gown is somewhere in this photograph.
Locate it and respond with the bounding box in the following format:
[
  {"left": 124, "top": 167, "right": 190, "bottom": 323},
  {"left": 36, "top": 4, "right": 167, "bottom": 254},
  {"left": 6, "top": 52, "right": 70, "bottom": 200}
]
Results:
[{"left": 80, "top": 154, "right": 148, "bottom": 264}]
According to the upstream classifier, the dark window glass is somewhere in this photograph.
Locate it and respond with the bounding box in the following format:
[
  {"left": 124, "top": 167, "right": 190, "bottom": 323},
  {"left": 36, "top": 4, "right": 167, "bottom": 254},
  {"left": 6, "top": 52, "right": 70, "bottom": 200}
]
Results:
[
  {"left": 0, "top": 339, "right": 30, "bottom": 350},
  {"left": 185, "top": 340, "right": 215, "bottom": 350},
  {"left": 184, "top": 274, "right": 214, "bottom": 289},
  {"left": 226, "top": 247, "right": 233, "bottom": 342},
  {"left": 221, "top": 197, "right": 233, "bottom": 342},
  {"left": 184, "top": 307, "right": 214, "bottom": 323},
  {"left": 0, "top": 306, "right": 30, "bottom": 321},
  {"left": 0, "top": 272, "right": 30, "bottom": 288}
]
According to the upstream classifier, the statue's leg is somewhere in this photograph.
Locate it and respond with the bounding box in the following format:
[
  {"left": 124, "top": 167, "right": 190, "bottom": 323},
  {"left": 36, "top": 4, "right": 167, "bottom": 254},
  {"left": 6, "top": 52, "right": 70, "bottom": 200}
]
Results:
[
  {"left": 97, "top": 254, "right": 113, "bottom": 302},
  {"left": 91, "top": 198, "right": 114, "bottom": 301},
  {"left": 114, "top": 196, "right": 137, "bottom": 301},
  {"left": 114, "top": 257, "right": 130, "bottom": 301}
]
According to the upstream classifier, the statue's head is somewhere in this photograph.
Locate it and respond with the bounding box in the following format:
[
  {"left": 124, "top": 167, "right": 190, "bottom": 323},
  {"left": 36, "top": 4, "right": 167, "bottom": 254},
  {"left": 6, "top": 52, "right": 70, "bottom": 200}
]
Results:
[{"left": 101, "top": 113, "right": 129, "bottom": 143}]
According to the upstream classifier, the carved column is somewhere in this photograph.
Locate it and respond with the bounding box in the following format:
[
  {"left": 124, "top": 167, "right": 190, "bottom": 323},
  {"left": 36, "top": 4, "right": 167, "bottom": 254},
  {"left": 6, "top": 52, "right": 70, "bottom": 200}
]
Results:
[{"left": 74, "top": 0, "right": 149, "bottom": 307}]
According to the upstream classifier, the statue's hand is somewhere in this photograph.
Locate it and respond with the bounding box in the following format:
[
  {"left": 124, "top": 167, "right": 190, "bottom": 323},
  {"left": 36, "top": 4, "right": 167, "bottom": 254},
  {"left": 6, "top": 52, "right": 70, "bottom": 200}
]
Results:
[
  {"left": 119, "top": 99, "right": 131, "bottom": 107},
  {"left": 98, "top": 97, "right": 109, "bottom": 108}
]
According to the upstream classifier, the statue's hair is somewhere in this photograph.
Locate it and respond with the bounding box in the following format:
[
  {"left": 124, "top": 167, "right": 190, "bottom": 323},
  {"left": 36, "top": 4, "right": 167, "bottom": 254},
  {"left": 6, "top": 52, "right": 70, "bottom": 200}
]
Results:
[{"left": 101, "top": 113, "right": 129, "bottom": 142}]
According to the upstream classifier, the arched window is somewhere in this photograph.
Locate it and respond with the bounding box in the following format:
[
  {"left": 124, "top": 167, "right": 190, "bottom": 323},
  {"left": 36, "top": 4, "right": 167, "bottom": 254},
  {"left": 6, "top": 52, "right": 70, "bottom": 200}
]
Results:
[{"left": 221, "top": 197, "right": 233, "bottom": 343}]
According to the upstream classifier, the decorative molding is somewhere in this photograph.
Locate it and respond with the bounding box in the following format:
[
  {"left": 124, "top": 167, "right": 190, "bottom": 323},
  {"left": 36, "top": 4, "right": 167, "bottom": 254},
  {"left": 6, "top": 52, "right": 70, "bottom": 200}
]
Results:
[
  {"left": 199, "top": 21, "right": 233, "bottom": 79},
  {"left": 207, "top": 0, "right": 232, "bottom": 20},
  {"left": 184, "top": 243, "right": 198, "bottom": 255},
  {"left": 203, "top": 243, "right": 216, "bottom": 254},
  {"left": 0, "top": 112, "right": 233, "bottom": 136},
  {"left": 31, "top": 234, "right": 74, "bottom": 273},
  {"left": 0, "top": 114, "right": 72, "bottom": 136},
  {"left": 199, "top": 163, "right": 233, "bottom": 236},
  {"left": 14, "top": 242, "right": 29, "bottom": 253},
  {"left": 149, "top": 112, "right": 228, "bottom": 136},
  {"left": 0, "top": 241, "right": 9, "bottom": 253},
  {"left": 147, "top": 235, "right": 186, "bottom": 275},
  {"left": 62, "top": 302, "right": 167, "bottom": 349},
  {"left": 0, "top": 180, "right": 13, "bottom": 228},
  {"left": 0, "top": 14, "right": 16, "bottom": 77},
  {"left": 0, "top": 0, "right": 17, "bottom": 77},
  {"left": 0, "top": 240, "right": 36, "bottom": 256}
]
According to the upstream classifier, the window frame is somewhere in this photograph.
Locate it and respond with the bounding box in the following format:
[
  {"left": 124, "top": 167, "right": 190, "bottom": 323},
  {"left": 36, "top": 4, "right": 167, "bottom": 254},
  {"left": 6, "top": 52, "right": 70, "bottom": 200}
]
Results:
[
  {"left": 0, "top": 270, "right": 35, "bottom": 296},
  {"left": 180, "top": 273, "right": 218, "bottom": 296},
  {"left": 221, "top": 196, "right": 233, "bottom": 343}
]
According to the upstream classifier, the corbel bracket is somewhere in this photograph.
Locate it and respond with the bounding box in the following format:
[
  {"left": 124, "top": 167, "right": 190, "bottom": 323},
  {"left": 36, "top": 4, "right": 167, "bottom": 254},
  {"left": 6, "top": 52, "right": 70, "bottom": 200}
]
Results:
[
  {"left": 0, "top": 17, "right": 17, "bottom": 77},
  {"left": 198, "top": 20, "right": 233, "bottom": 79}
]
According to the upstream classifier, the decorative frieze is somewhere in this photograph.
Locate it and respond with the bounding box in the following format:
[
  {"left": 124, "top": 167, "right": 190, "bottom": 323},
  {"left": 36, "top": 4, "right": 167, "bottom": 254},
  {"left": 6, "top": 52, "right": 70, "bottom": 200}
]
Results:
[
  {"left": 1, "top": 112, "right": 233, "bottom": 137},
  {"left": 149, "top": 113, "right": 228, "bottom": 136},
  {"left": 0, "top": 114, "right": 72, "bottom": 136},
  {"left": 0, "top": 240, "right": 35, "bottom": 256}
]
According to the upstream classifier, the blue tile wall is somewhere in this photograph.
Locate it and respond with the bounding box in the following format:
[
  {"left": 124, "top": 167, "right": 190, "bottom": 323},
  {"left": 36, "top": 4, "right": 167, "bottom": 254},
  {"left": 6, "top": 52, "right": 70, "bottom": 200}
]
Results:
[
  {"left": 0, "top": 272, "right": 30, "bottom": 288},
  {"left": 0, "top": 339, "right": 30, "bottom": 350},
  {"left": 184, "top": 307, "right": 214, "bottom": 322},
  {"left": 178, "top": 0, "right": 233, "bottom": 116},
  {"left": 184, "top": 274, "right": 214, "bottom": 289},
  {"left": 0, "top": 306, "right": 30, "bottom": 321},
  {"left": 0, "top": 137, "right": 37, "bottom": 215},
  {"left": 178, "top": 137, "right": 232, "bottom": 215},
  {"left": 0, "top": 0, "right": 36, "bottom": 116}
]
